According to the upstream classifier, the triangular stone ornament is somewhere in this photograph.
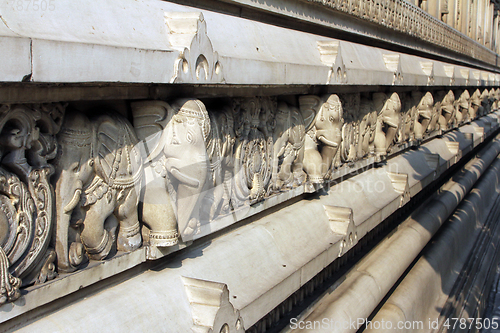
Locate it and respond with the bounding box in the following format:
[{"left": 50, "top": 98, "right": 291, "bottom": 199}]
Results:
[
  {"left": 165, "top": 12, "right": 224, "bottom": 83},
  {"left": 323, "top": 205, "right": 356, "bottom": 256},
  {"left": 443, "top": 65, "right": 454, "bottom": 85},
  {"left": 420, "top": 61, "right": 434, "bottom": 86},
  {"left": 387, "top": 172, "right": 410, "bottom": 207},
  {"left": 445, "top": 141, "right": 462, "bottom": 163},
  {"left": 317, "top": 40, "right": 346, "bottom": 84},
  {"left": 383, "top": 54, "right": 403, "bottom": 85},
  {"left": 182, "top": 277, "right": 245, "bottom": 333},
  {"left": 424, "top": 152, "right": 441, "bottom": 179}
]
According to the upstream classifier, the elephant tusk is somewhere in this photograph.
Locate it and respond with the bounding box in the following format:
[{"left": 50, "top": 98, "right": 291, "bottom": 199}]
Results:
[
  {"left": 170, "top": 168, "right": 200, "bottom": 188},
  {"left": 317, "top": 135, "right": 339, "bottom": 148},
  {"left": 63, "top": 181, "right": 83, "bottom": 213}
]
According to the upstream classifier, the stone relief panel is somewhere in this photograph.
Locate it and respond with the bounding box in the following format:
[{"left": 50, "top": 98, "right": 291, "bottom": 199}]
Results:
[{"left": 0, "top": 86, "right": 498, "bottom": 304}]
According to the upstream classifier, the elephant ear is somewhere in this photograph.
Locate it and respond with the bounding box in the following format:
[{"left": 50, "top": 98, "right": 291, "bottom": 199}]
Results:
[
  {"left": 92, "top": 113, "right": 140, "bottom": 186},
  {"left": 298, "top": 95, "right": 322, "bottom": 132},
  {"left": 131, "top": 101, "right": 174, "bottom": 162}
]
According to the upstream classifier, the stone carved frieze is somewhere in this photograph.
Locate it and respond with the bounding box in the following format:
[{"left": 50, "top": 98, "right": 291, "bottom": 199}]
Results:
[{"left": 0, "top": 86, "right": 499, "bottom": 304}]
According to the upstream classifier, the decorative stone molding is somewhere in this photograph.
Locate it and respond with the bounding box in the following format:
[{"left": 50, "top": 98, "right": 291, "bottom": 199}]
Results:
[
  {"left": 387, "top": 172, "right": 411, "bottom": 207},
  {"left": 323, "top": 205, "right": 356, "bottom": 256},
  {"left": 302, "top": 0, "right": 497, "bottom": 66},
  {"left": 182, "top": 277, "right": 245, "bottom": 333}
]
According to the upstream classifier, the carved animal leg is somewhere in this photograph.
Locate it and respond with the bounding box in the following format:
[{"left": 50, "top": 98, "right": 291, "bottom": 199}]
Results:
[
  {"left": 141, "top": 185, "right": 178, "bottom": 247},
  {"left": 80, "top": 201, "right": 113, "bottom": 261},
  {"left": 374, "top": 121, "right": 387, "bottom": 155},
  {"left": 115, "top": 189, "right": 142, "bottom": 252},
  {"left": 384, "top": 125, "right": 398, "bottom": 151},
  {"left": 303, "top": 148, "right": 324, "bottom": 183}
]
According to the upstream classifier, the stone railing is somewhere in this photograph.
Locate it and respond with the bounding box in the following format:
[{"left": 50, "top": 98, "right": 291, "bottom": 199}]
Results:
[{"left": 302, "top": 0, "right": 497, "bottom": 65}]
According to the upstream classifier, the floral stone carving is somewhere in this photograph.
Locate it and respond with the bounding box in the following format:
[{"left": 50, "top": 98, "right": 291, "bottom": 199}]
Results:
[{"left": 0, "top": 103, "right": 63, "bottom": 302}]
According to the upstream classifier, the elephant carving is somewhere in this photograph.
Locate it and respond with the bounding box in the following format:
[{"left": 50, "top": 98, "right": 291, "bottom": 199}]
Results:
[
  {"left": 437, "top": 90, "right": 456, "bottom": 130},
  {"left": 53, "top": 111, "right": 143, "bottom": 272},
  {"left": 373, "top": 92, "right": 401, "bottom": 156},
  {"left": 299, "top": 94, "right": 344, "bottom": 183},
  {"left": 455, "top": 90, "right": 470, "bottom": 125},
  {"left": 413, "top": 92, "right": 436, "bottom": 139},
  {"left": 132, "top": 99, "right": 211, "bottom": 244},
  {"left": 470, "top": 89, "right": 482, "bottom": 119}
]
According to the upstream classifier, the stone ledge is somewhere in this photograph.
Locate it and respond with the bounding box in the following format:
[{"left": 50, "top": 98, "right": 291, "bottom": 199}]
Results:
[{"left": 0, "top": 0, "right": 499, "bottom": 86}]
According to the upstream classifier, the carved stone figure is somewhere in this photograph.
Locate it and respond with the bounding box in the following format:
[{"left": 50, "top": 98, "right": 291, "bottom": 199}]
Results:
[
  {"left": 270, "top": 102, "right": 306, "bottom": 191},
  {"left": 436, "top": 90, "right": 456, "bottom": 131},
  {"left": 133, "top": 99, "right": 211, "bottom": 243},
  {"left": 480, "top": 89, "right": 490, "bottom": 116},
  {"left": 493, "top": 88, "right": 500, "bottom": 111},
  {"left": 455, "top": 90, "right": 470, "bottom": 124},
  {"left": 373, "top": 92, "right": 401, "bottom": 156},
  {"left": 357, "top": 97, "right": 377, "bottom": 158},
  {"left": 413, "top": 92, "right": 434, "bottom": 140},
  {"left": 470, "top": 89, "right": 482, "bottom": 119},
  {"left": 132, "top": 101, "right": 178, "bottom": 247},
  {"left": 300, "top": 94, "right": 344, "bottom": 183},
  {"left": 489, "top": 88, "right": 498, "bottom": 112},
  {"left": 0, "top": 103, "right": 63, "bottom": 302},
  {"left": 53, "top": 111, "right": 142, "bottom": 272}
]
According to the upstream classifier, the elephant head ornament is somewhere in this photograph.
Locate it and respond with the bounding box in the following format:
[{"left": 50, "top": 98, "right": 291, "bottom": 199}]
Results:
[
  {"left": 300, "top": 94, "right": 344, "bottom": 183},
  {"left": 53, "top": 111, "right": 143, "bottom": 272},
  {"left": 373, "top": 92, "right": 401, "bottom": 156},
  {"left": 132, "top": 99, "right": 211, "bottom": 244}
]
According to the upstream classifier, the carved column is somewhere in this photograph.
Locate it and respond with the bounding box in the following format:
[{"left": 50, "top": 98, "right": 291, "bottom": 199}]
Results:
[{"left": 495, "top": 10, "right": 500, "bottom": 53}]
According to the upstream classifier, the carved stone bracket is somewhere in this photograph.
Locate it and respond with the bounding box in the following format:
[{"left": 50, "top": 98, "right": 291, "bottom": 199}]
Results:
[{"left": 182, "top": 277, "right": 245, "bottom": 333}]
